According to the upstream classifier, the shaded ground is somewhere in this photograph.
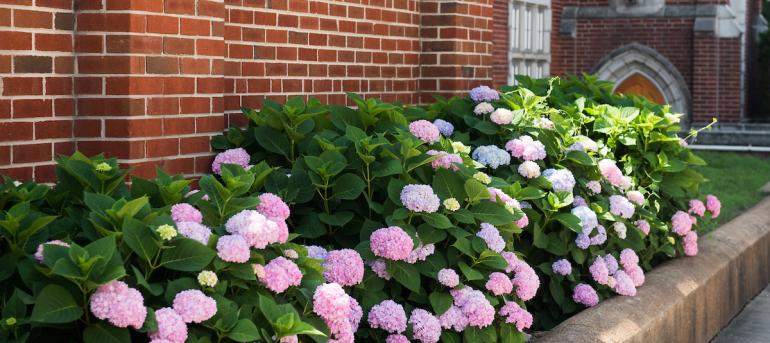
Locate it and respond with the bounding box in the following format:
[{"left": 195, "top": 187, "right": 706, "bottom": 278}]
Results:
[
  {"left": 695, "top": 151, "right": 770, "bottom": 229},
  {"left": 712, "top": 284, "right": 770, "bottom": 343}
]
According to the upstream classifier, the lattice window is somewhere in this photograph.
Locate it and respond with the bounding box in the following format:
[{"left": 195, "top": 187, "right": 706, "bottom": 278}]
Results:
[{"left": 508, "top": 0, "right": 551, "bottom": 83}]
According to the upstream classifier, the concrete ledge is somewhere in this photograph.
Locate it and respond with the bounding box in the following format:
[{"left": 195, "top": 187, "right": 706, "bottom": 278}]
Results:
[{"left": 536, "top": 197, "right": 770, "bottom": 343}]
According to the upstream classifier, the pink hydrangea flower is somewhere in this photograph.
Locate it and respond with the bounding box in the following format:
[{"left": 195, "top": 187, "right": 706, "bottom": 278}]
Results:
[
  {"left": 323, "top": 249, "right": 364, "bottom": 287},
  {"left": 225, "top": 210, "right": 280, "bottom": 249},
  {"left": 185, "top": 189, "right": 210, "bottom": 201},
  {"left": 501, "top": 251, "right": 520, "bottom": 273},
  {"left": 476, "top": 223, "right": 505, "bottom": 253},
  {"left": 257, "top": 193, "right": 290, "bottom": 221},
  {"left": 505, "top": 135, "right": 546, "bottom": 161},
  {"left": 706, "top": 194, "right": 721, "bottom": 218},
  {"left": 612, "top": 270, "right": 637, "bottom": 296},
  {"left": 170, "top": 203, "right": 202, "bottom": 224},
  {"left": 313, "top": 283, "right": 351, "bottom": 320},
  {"left": 515, "top": 213, "right": 529, "bottom": 229},
  {"left": 386, "top": 334, "right": 410, "bottom": 343},
  {"left": 589, "top": 257, "right": 610, "bottom": 285},
  {"left": 488, "top": 187, "right": 519, "bottom": 208},
  {"left": 573, "top": 283, "right": 599, "bottom": 307},
  {"left": 438, "top": 268, "right": 460, "bottom": 287},
  {"left": 450, "top": 287, "right": 495, "bottom": 328},
  {"left": 409, "top": 309, "right": 441, "bottom": 343},
  {"left": 473, "top": 102, "right": 494, "bottom": 115},
  {"left": 619, "top": 249, "right": 639, "bottom": 269},
  {"left": 89, "top": 281, "right": 146, "bottom": 329},
  {"left": 552, "top": 259, "right": 572, "bottom": 276},
  {"left": 370, "top": 226, "right": 414, "bottom": 261},
  {"left": 426, "top": 150, "right": 462, "bottom": 171},
  {"left": 518, "top": 161, "right": 541, "bottom": 179},
  {"left": 499, "top": 302, "right": 533, "bottom": 331},
  {"left": 261, "top": 257, "right": 302, "bottom": 293},
  {"left": 409, "top": 120, "right": 440, "bottom": 144},
  {"left": 683, "top": 231, "right": 699, "bottom": 256},
  {"left": 279, "top": 336, "right": 298, "bottom": 343},
  {"left": 172, "top": 290, "right": 217, "bottom": 323},
  {"left": 626, "top": 191, "right": 645, "bottom": 206},
  {"left": 212, "top": 148, "right": 250, "bottom": 174},
  {"left": 635, "top": 219, "right": 651, "bottom": 235},
  {"left": 511, "top": 262, "right": 539, "bottom": 301},
  {"left": 586, "top": 180, "right": 602, "bottom": 195},
  {"left": 603, "top": 254, "right": 619, "bottom": 274},
  {"left": 368, "top": 300, "right": 407, "bottom": 334},
  {"left": 672, "top": 210, "right": 693, "bottom": 236},
  {"left": 216, "top": 235, "right": 250, "bottom": 263},
  {"left": 34, "top": 240, "right": 69, "bottom": 263},
  {"left": 406, "top": 243, "right": 435, "bottom": 263},
  {"left": 485, "top": 272, "right": 513, "bottom": 296},
  {"left": 438, "top": 306, "right": 468, "bottom": 332},
  {"left": 688, "top": 199, "right": 706, "bottom": 217},
  {"left": 573, "top": 196, "right": 587, "bottom": 207},
  {"left": 624, "top": 264, "right": 645, "bottom": 287},
  {"left": 176, "top": 221, "right": 211, "bottom": 245},
  {"left": 150, "top": 308, "right": 187, "bottom": 343},
  {"left": 598, "top": 159, "right": 631, "bottom": 190},
  {"left": 490, "top": 108, "right": 514, "bottom": 125},
  {"left": 370, "top": 259, "right": 392, "bottom": 280},
  {"left": 400, "top": 184, "right": 440, "bottom": 213},
  {"left": 609, "top": 195, "right": 635, "bottom": 219}
]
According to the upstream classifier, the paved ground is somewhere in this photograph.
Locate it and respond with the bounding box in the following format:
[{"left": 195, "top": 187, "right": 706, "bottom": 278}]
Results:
[{"left": 712, "top": 283, "right": 770, "bottom": 343}]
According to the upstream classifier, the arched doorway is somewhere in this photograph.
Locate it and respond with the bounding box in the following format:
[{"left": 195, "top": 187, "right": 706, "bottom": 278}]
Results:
[{"left": 614, "top": 73, "right": 666, "bottom": 105}]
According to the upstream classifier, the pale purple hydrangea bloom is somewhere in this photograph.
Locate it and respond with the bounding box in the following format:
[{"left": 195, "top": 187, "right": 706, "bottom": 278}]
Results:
[
  {"left": 216, "top": 235, "right": 251, "bottom": 263},
  {"left": 609, "top": 195, "right": 635, "bottom": 219},
  {"left": 176, "top": 221, "right": 212, "bottom": 245},
  {"left": 573, "top": 195, "right": 587, "bottom": 207},
  {"left": 586, "top": 180, "right": 602, "bottom": 195},
  {"left": 438, "top": 268, "right": 460, "bottom": 287},
  {"left": 626, "top": 191, "right": 645, "bottom": 206},
  {"left": 433, "top": 119, "right": 454, "bottom": 136},
  {"left": 471, "top": 145, "right": 510, "bottom": 169},
  {"left": 426, "top": 150, "right": 462, "bottom": 171},
  {"left": 575, "top": 234, "right": 591, "bottom": 249},
  {"left": 571, "top": 205, "right": 598, "bottom": 231},
  {"left": 613, "top": 222, "right": 627, "bottom": 239},
  {"left": 476, "top": 223, "right": 505, "bottom": 253},
  {"left": 490, "top": 108, "right": 514, "bottom": 125},
  {"left": 589, "top": 257, "right": 610, "bottom": 285},
  {"left": 573, "top": 284, "right": 599, "bottom": 307},
  {"left": 501, "top": 251, "right": 519, "bottom": 273},
  {"left": 603, "top": 254, "right": 619, "bottom": 274},
  {"left": 688, "top": 199, "right": 706, "bottom": 217},
  {"left": 517, "top": 161, "right": 541, "bottom": 179},
  {"left": 635, "top": 219, "right": 651, "bottom": 235},
  {"left": 485, "top": 272, "right": 514, "bottom": 296},
  {"left": 370, "top": 259, "right": 392, "bottom": 280},
  {"left": 368, "top": 300, "right": 407, "bottom": 334},
  {"left": 409, "top": 309, "right": 441, "bottom": 343},
  {"left": 590, "top": 225, "right": 607, "bottom": 246},
  {"left": 400, "top": 184, "right": 440, "bottom": 213},
  {"left": 261, "top": 257, "right": 302, "bottom": 294},
  {"left": 499, "top": 302, "right": 533, "bottom": 331},
  {"left": 706, "top": 194, "right": 721, "bottom": 218},
  {"left": 307, "top": 245, "right": 328, "bottom": 260},
  {"left": 170, "top": 203, "right": 203, "bottom": 224},
  {"left": 473, "top": 102, "right": 494, "bottom": 115},
  {"left": 150, "top": 308, "right": 188, "bottom": 343},
  {"left": 438, "top": 306, "right": 467, "bottom": 332},
  {"left": 619, "top": 249, "right": 639, "bottom": 269},
  {"left": 552, "top": 259, "right": 572, "bottom": 276},
  {"left": 542, "top": 168, "right": 576, "bottom": 192},
  {"left": 387, "top": 334, "right": 410, "bottom": 343},
  {"left": 212, "top": 148, "right": 250, "bottom": 175},
  {"left": 34, "top": 240, "right": 69, "bottom": 263},
  {"left": 511, "top": 262, "right": 540, "bottom": 301},
  {"left": 683, "top": 231, "right": 699, "bottom": 256},
  {"left": 225, "top": 210, "right": 280, "bottom": 249},
  {"left": 672, "top": 210, "right": 693, "bottom": 236},
  {"left": 371, "top": 226, "right": 414, "bottom": 261},
  {"left": 505, "top": 135, "right": 546, "bottom": 161},
  {"left": 89, "top": 281, "right": 146, "bottom": 329},
  {"left": 323, "top": 249, "right": 364, "bottom": 287},
  {"left": 625, "top": 263, "right": 645, "bottom": 287},
  {"left": 469, "top": 85, "right": 499, "bottom": 102},
  {"left": 450, "top": 287, "right": 495, "bottom": 328},
  {"left": 612, "top": 270, "right": 637, "bottom": 296},
  {"left": 172, "top": 290, "right": 217, "bottom": 324},
  {"left": 406, "top": 243, "right": 435, "bottom": 263},
  {"left": 257, "top": 193, "right": 290, "bottom": 221},
  {"left": 409, "top": 120, "right": 440, "bottom": 144},
  {"left": 533, "top": 117, "right": 554, "bottom": 129}
]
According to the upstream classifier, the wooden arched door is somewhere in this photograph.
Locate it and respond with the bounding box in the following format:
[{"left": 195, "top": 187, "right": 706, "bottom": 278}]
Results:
[{"left": 614, "top": 73, "right": 665, "bottom": 105}]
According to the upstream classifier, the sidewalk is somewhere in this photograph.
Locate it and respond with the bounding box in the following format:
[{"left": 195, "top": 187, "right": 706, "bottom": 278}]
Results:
[{"left": 712, "top": 283, "right": 770, "bottom": 342}]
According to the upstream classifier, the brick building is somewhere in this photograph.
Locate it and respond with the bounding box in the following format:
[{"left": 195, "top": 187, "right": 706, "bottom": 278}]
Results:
[{"left": 0, "top": 0, "right": 766, "bottom": 181}]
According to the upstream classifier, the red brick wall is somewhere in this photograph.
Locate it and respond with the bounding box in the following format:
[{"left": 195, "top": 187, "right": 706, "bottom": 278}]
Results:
[{"left": 1, "top": 0, "right": 494, "bottom": 181}]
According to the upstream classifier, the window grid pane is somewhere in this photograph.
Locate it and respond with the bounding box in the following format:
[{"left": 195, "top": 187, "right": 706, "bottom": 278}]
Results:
[{"left": 508, "top": 0, "right": 551, "bottom": 84}]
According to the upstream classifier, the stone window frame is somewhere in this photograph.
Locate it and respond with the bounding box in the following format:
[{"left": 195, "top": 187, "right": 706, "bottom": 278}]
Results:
[{"left": 508, "top": 0, "right": 552, "bottom": 83}]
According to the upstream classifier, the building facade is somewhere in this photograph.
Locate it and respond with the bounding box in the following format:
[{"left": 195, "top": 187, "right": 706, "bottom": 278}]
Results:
[{"left": 0, "top": 0, "right": 765, "bottom": 181}]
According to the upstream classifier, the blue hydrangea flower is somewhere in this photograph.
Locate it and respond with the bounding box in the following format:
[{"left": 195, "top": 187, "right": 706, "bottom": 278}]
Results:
[
  {"left": 472, "top": 145, "right": 510, "bottom": 169},
  {"left": 542, "top": 168, "right": 576, "bottom": 192},
  {"left": 433, "top": 119, "right": 454, "bottom": 137},
  {"left": 469, "top": 85, "right": 499, "bottom": 102}
]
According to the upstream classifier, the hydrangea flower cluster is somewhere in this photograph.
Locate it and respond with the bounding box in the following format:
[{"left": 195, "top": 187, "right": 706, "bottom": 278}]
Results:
[
  {"left": 683, "top": 231, "right": 699, "bottom": 256},
  {"left": 518, "top": 161, "right": 541, "bottom": 179},
  {"left": 447, "top": 287, "right": 495, "bottom": 329},
  {"left": 490, "top": 108, "right": 514, "bottom": 125},
  {"left": 572, "top": 283, "right": 599, "bottom": 307},
  {"left": 224, "top": 209, "right": 281, "bottom": 249},
  {"left": 671, "top": 210, "right": 693, "bottom": 236},
  {"left": 706, "top": 194, "right": 721, "bottom": 218},
  {"left": 370, "top": 259, "right": 391, "bottom": 280},
  {"left": 216, "top": 235, "right": 250, "bottom": 263},
  {"left": 172, "top": 290, "right": 217, "bottom": 324},
  {"left": 409, "top": 120, "right": 440, "bottom": 144},
  {"left": 627, "top": 191, "right": 645, "bottom": 206},
  {"left": 635, "top": 219, "right": 651, "bottom": 235},
  {"left": 90, "top": 280, "right": 147, "bottom": 329},
  {"left": 370, "top": 226, "right": 414, "bottom": 261},
  {"left": 176, "top": 221, "right": 212, "bottom": 245},
  {"left": 150, "top": 307, "right": 188, "bottom": 343},
  {"left": 598, "top": 159, "right": 631, "bottom": 190},
  {"left": 34, "top": 240, "right": 69, "bottom": 263},
  {"left": 170, "top": 203, "right": 203, "bottom": 224},
  {"left": 499, "top": 302, "right": 533, "bottom": 331},
  {"left": 406, "top": 243, "right": 435, "bottom": 263},
  {"left": 586, "top": 180, "right": 602, "bottom": 195},
  {"left": 433, "top": 119, "right": 454, "bottom": 136},
  {"left": 609, "top": 195, "right": 635, "bottom": 219},
  {"left": 476, "top": 223, "right": 505, "bottom": 253},
  {"left": 469, "top": 85, "right": 499, "bottom": 102},
  {"left": 261, "top": 257, "right": 303, "bottom": 294},
  {"left": 542, "top": 168, "right": 576, "bottom": 192},
  {"left": 471, "top": 145, "right": 511, "bottom": 169},
  {"left": 438, "top": 268, "right": 460, "bottom": 287},
  {"left": 367, "top": 300, "right": 407, "bottom": 334},
  {"left": 313, "top": 283, "right": 362, "bottom": 343},
  {"left": 485, "top": 272, "right": 513, "bottom": 295},
  {"left": 552, "top": 259, "right": 572, "bottom": 276},
  {"left": 211, "top": 148, "right": 250, "bottom": 174},
  {"left": 473, "top": 102, "right": 494, "bottom": 116},
  {"left": 426, "top": 150, "right": 462, "bottom": 171},
  {"left": 322, "top": 249, "right": 364, "bottom": 286},
  {"left": 409, "top": 309, "right": 442, "bottom": 343},
  {"left": 400, "top": 184, "right": 440, "bottom": 213},
  {"left": 505, "top": 135, "right": 546, "bottom": 161}
]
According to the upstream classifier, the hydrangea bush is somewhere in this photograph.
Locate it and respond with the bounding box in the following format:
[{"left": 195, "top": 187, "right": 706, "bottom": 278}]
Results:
[{"left": 0, "top": 75, "right": 719, "bottom": 342}]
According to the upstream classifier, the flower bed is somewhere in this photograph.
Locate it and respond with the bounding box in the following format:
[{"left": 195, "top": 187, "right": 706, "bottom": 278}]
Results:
[{"left": 0, "top": 76, "right": 718, "bottom": 342}]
